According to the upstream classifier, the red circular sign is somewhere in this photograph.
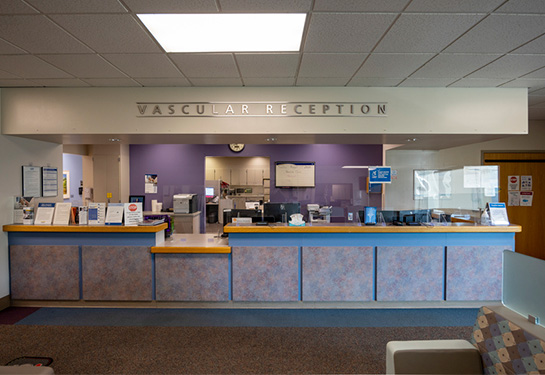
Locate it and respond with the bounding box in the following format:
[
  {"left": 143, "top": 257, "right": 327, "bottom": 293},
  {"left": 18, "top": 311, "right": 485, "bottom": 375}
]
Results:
[
  {"left": 510, "top": 177, "right": 517, "bottom": 183},
  {"left": 128, "top": 203, "right": 137, "bottom": 211}
]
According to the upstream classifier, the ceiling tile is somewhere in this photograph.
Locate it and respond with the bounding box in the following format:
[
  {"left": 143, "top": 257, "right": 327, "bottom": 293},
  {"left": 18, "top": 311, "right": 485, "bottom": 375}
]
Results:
[
  {"left": 50, "top": 14, "right": 161, "bottom": 53},
  {"left": 375, "top": 14, "right": 484, "bottom": 53},
  {"left": 313, "top": 0, "right": 410, "bottom": 12},
  {"left": 500, "top": 78, "right": 545, "bottom": 89},
  {"left": 495, "top": 0, "right": 545, "bottom": 14},
  {"left": 243, "top": 77, "right": 296, "bottom": 86},
  {"left": 29, "top": 78, "right": 89, "bottom": 87},
  {"left": 355, "top": 53, "right": 435, "bottom": 78},
  {"left": 0, "top": 0, "right": 39, "bottom": 14},
  {"left": 122, "top": 0, "right": 218, "bottom": 13},
  {"left": 38, "top": 54, "right": 127, "bottom": 78},
  {"left": 412, "top": 54, "right": 502, "bottom": 78},
  {"left": 0, "top": 15, "right": 93, "bottom": 54},
  {"left": 299, "top": 53, "right": 366, "bottom": 77},
  {"left": 0, "top": 55, "right": 72, "bottom": 78},
  {"left": 0, "top": 69, "right": 19, "bottom": 79},
  {"left": 530, "top": 87, "right": 545, "bottom": 95},
  {"left": 405, "top": 0, "right": 504, "bottom": 13},
  {"left": 236, "top": 54, "right": 299, "bottom": 78},
  {"left": 81, "top": 78, "right": 140, "bottom": 87},
  {"left": 102, "top": 54, "right": 183, "bottom": 78},
  {"left": 520, "top": 66, "right": 545, "bottom": 78},
  {"left": 348, "top": 77, "right": 404, "bottom": 86},
  {"left": 189, "top": 77, "right": 243, "bottom": 86},
  {"left": 304, "top": 13, "right": 397, "bottom": 53},
  {"left": 513, "top": 34, "right": 545, "bottom": 54},
  {"left": 449, "top": 78, "right": 512, "bottom": 87},
  {"left": 296, "top": 77, "right": 349, "bottom": 86},
  {"left": 445, "top": 14, "right": 545, "bottom": 53},
  {"left": 399, "top": 77, "right": 457, "bottom": 87},
  {"left": 468, "top": 54, "right": 545, "bottom": 78},
  {"left": 170, "top": 54, "right": 239, "bottom": 78},
  {"left": 25, "top": 0, "right": 128, "bottom": 13},
  {"left": 133, "top": 78, "right": 191, "bottom": 87},
  {"left": 0, "top": 79, "right": 39, "bottom": 86},
  {"left": 219, "top": 0, "right": 312, "bottom": 12},
  {"left": 0, "top": 38, "right": 27, "bottom": 54}
]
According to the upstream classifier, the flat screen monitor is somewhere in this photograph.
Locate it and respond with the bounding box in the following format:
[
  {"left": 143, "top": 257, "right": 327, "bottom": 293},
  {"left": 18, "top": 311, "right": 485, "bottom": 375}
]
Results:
[
  {"left": 205, "top": 187, "right": 214, "bottom": 198},
  {"left": 129, "top": 195, "right": 145, "bottom": 207},
  {"left": 264, "top": 202, "right": 301, "bottom": 223}
]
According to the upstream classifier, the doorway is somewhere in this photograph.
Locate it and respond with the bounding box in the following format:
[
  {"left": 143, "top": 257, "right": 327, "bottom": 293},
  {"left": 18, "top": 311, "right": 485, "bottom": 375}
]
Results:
[{"left": 483, "top": 152, "right": 545, "bottom": 260}]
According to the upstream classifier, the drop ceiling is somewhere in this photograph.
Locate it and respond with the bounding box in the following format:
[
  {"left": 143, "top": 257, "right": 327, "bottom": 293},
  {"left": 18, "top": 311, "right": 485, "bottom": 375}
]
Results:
[{"left": 1, "top": 0, "right": 545, "bottom": 149}]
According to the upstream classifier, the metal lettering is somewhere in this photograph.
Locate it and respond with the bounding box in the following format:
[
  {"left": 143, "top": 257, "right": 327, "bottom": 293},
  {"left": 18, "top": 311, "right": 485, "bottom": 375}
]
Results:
[
  {"left": 361, "top": 105, "right": 370, "bottom": 114},
  {"left": 322, "top": 104, "right": 330, "bottom": 114},
  {"left": 137, "top": 105, "right": 147, "bottom": 115},
  {"left": 152, "top": 105, "right": 162, "bottom": 115},
  {"left": 181, "top": 105, "right": 189, "bottom": 114},
  {"left": 196, "top": 104, "right": 205, "bottom": 114},
  {"left": 225, "top": 105, "right": 234, "bottom": 114},
  {"left": 281, "top": 104, "right": 287, "bottom": 114},
  {"left": 294, "top": 105, "right": 302, "bottom": 114},
  {"left": 242, "top": 104, "right": 249, "bottom": 114},
  {"left": 378, "top": 104, "right": 386, "bottom": 114},
  {"left": 168, "top": 105, "right": 175, "bottom": 114},
  {"left": 266, "top": 104, "right": 273, "bottom": 114},
  {"left": 336, "top": 104, "right": 343, "bottom": 114},
  {"left": 309, "top": 104, "right": 315, "bottom": 114}
]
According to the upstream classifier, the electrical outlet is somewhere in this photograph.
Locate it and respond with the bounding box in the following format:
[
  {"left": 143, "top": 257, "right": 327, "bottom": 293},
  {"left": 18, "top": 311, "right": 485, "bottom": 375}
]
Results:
[{"left": 348, "top": 212, "right": 353, "bottom": 221}]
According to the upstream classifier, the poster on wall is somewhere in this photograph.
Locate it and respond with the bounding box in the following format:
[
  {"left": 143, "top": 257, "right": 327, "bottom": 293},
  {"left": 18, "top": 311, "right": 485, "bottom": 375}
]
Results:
[
  {"left": 42, "top": 167, "right": 58, "bottom": 197},
  {"left": 508, "top": 175, "right": 520, "bottom": 191},
  {"left": 145, "top": 174, "right": 158, "bottom": 193},
  {"left": 22, "top": 165, "right": 41, "bottom": 197},
  {"left": 508, "top": 191, "right": 520, "bottom": 206},
  {"left": 521, "top": 176, "right": 532, "bottom": 191},
  {"left": 520, "top": 191, "right": 533, "bottom": 206}
]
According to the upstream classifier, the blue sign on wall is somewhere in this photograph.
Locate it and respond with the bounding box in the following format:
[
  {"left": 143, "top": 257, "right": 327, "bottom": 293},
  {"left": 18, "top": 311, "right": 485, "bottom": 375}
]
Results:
[{"left": 369, "top": 166, "right": 392, "bottom": 184}]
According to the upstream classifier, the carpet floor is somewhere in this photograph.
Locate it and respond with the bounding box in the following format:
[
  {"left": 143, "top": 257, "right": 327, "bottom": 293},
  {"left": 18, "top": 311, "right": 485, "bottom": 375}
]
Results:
[{"left": 0, "top": 324, "right": 473, "bottom": 374}]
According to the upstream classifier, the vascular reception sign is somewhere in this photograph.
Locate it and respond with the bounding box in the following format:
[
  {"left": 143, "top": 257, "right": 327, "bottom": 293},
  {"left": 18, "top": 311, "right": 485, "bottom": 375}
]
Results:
[{"left": 136, "top": 101, "right": 387, "bottom": 118}]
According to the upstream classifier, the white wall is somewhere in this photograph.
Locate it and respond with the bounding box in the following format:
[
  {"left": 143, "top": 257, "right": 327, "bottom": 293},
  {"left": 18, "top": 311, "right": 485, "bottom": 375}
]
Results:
[
  {"left": 385, "top": 121, "right": 545, "bottom": 209},
  {"left": 0, "top": 89, "right": 64, "bottom": 301}
]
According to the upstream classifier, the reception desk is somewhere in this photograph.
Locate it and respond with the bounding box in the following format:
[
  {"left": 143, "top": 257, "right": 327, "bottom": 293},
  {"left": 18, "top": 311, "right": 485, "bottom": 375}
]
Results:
[
  {"left": 224, "top": 223, "right": 521, "bottom": 303},
  {"left": 3, "top": 222, "right": 521, "bottom": 307}
]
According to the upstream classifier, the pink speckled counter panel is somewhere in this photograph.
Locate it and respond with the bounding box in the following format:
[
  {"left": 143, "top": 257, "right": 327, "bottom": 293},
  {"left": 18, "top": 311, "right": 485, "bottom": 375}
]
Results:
[
  {"left": 10, "top": 245, "right": 80, "bottom": 300},
  {"left": 82, "top": 246, "right": 152, "bottom": 301},
  {"left": 446, "top": 246, "right": 508, "bottom": 301},
  {"left": 376, "top": 246, "right": 444, "bottom": 301},
  {"left": 155, "top": 253, "right": 229, "bottom": 301},
  {"left": 302, "top": 246, "right": 374, "bottom": 301},
  {"left": 232, "top": 246, "right": 298, "bottom": 302}
]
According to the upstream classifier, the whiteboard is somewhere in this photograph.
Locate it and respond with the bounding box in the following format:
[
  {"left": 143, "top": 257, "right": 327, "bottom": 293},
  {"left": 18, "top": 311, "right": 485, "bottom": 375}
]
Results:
[{"left": 275, "top": 162, "right": 315, "bottom": 188}]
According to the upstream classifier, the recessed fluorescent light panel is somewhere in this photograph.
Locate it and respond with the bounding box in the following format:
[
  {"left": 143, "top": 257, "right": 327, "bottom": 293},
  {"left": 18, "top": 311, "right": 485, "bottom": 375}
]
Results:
[{"left": 138, "top": 13, "right": 307, "bottom": 53}]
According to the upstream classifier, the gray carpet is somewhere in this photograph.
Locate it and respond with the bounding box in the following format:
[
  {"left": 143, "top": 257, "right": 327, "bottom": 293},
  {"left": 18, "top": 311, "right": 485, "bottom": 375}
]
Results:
[{"left": 1, "top": 324, "right": 473, "bottom": 374}]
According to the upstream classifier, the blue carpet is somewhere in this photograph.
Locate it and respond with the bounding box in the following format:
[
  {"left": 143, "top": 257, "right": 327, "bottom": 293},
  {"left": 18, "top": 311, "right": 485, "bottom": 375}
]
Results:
[{"left": 16, "top": 307, "right": 478, "bottom": 327}]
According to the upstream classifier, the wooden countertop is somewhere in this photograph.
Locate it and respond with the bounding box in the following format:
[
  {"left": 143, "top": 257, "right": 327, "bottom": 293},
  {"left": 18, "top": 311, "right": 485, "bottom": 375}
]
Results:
[
  {"left": 151, "top": 233, "right": 230, "bottom": 253},
  {"left": 224, "top": 222, "right": 522, "bottom": 233},
  {"left": 3, "top": 223, "right": 168, "bottom": 233}
]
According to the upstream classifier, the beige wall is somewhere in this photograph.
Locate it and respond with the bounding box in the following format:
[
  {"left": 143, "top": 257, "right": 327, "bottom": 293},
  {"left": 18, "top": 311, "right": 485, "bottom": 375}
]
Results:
[{"left": 0, "top": 89, "right": 64, "bottom": 300}]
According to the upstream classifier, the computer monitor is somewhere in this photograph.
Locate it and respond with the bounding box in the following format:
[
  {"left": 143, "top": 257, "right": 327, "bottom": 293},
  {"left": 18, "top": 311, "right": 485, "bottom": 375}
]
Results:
[
  {"left": 205, "top": 187, "right": 214, "bottom": 198},
  {"left": 129, "top": 195, "right": 145, "bottom": 207},
  {"left": 264, "top": 202, "right": 301, "bottom": 223}
]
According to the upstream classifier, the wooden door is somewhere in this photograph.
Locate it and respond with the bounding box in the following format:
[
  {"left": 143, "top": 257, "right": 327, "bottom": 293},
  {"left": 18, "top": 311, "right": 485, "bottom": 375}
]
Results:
[{"left": 483, "top": 152, "right": 545, "bottom": 260}]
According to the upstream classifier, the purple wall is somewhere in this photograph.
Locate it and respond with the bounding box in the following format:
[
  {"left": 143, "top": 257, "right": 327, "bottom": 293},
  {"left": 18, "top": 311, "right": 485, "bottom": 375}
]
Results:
[{"left": 130, "top": 144, "right": 383, "bottom": 230}]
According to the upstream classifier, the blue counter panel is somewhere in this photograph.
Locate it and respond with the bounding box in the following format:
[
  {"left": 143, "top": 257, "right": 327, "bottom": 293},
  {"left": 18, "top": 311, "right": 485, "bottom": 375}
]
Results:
[{"left": 8, "top": 232, "right": 158, "bottom": 247}]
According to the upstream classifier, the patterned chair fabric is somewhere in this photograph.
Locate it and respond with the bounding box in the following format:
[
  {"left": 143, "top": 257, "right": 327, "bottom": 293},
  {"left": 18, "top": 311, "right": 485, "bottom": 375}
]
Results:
[{"left": 470, "top": 306, "right": 545, "bottom": 374}]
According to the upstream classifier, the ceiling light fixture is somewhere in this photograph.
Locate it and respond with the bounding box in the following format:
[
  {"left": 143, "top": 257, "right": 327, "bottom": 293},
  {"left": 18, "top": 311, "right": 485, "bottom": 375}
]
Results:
[
  {"left": 137, "top": 13, "right": 307, "bottom": 53},
  {"left": 341, "top": 166, "right": 369, "bottom": 169}
]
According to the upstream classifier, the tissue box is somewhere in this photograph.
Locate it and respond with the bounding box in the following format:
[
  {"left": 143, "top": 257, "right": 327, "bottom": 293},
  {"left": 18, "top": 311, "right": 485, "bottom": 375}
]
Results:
[{"left": 289, "top": 222, "right": 305, "bottom": 226}]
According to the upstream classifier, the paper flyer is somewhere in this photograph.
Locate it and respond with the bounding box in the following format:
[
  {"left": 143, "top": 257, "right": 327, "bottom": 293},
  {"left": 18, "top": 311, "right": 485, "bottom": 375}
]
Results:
[
  {"left": 508, "top": 175, "right": 519, "bottom": 191},
  {"left": 520, "top": 191, "right": 533, "bottom": 206},
  {"left": 105, "top": 203, "right": 124, "bottom": 225},
  {"left": 521, "top": 176, "right": 532, "bottom": 191},
  {"left": 124, "top": 202, "right": 143, "bottom": 226},
  {"left": 508, "top": 191, "right": 520, "bottom": 206},
  {"left": 35, "top": 202, "right": 56, "bottom": 225},
  {"left": 53, "top": 202, "right": 72, "bottom": 225}
]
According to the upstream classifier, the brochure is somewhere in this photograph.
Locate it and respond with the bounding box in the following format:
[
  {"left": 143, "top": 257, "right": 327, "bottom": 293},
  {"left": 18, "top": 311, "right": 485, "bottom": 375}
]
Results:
[
  {"left": 35, "top": 202, "right": 56, "bottom": 225},
  {"left": 13, "top": 196, "right": 33, "bottom": 224},
  {"left": 105, "top": 203, "right": 124, "bottom": 225},
  {"left": 53, "top": 202, "right": 72, "bottom": 225},
  {"left": 124, "top": 202, "right": 143, "bottom": 226},
  {"left": 88, "top": 207, "right": 99, "bottom": 225},
  {"left": 488, "top": 202, "right": 509, "bottom": 226},
  {"left": 88, "top": 202, "right": 106, "bottom": 224}
]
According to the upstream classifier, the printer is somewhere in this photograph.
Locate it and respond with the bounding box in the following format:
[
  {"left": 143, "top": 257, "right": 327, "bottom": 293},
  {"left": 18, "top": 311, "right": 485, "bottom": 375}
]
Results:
[
  {"left": 307, "top": 204, "right": 332, "bottom": 223},
  {"left": 173, "top": 194, "right": 198, "bottom": 214}
]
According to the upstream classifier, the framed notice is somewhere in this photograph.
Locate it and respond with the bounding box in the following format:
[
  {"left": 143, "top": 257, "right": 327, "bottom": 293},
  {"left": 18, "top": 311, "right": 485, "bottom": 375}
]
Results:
[
  {"left": 42, "top": 167, "right": 58, "bottom": 197},
  {"left": 275, "top": 161, "right": 315, "bottom": 188},
  {"left": 22, "top": 166, "right": 41, "bottom": 197}
]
